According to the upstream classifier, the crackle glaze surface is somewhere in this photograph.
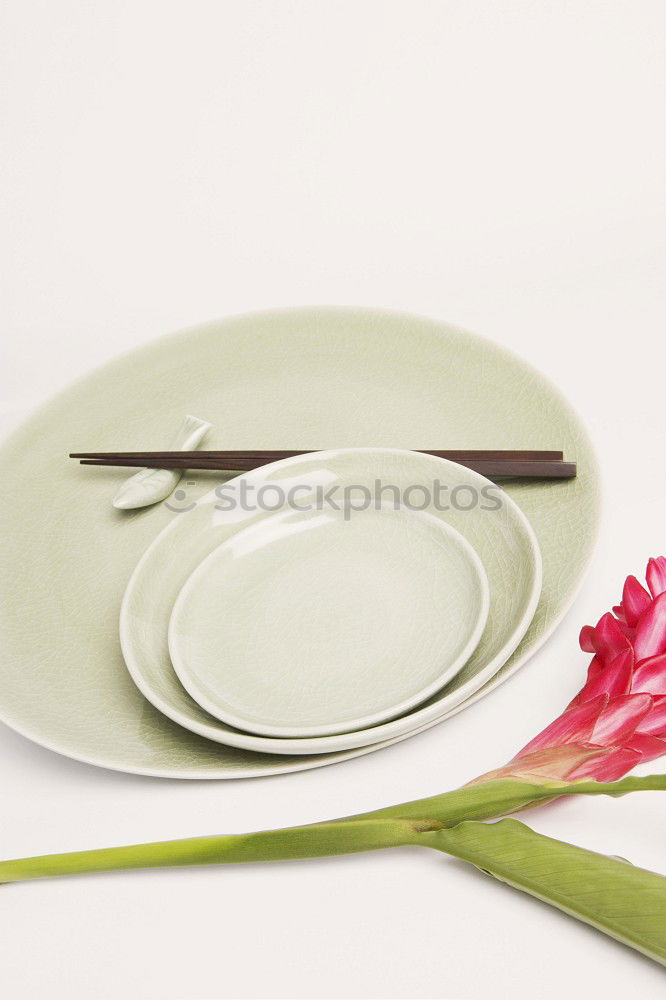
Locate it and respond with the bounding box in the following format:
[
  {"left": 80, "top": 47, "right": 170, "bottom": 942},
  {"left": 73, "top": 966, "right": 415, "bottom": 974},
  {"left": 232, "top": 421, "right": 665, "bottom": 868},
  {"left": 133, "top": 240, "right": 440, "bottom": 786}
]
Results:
[
  {"left": 167, "top": 501, "right": 490, "bottom": 739},
  {"left": 0, "top": 308, "right": 600, "bottom": 777}
]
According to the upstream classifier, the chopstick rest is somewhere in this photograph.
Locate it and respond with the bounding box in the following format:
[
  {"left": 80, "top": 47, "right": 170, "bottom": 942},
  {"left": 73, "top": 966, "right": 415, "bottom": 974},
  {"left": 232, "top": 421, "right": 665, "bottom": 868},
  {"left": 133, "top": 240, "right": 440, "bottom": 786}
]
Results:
[{"left": 111, "top": 415, "right": 211, "bottom": 510}]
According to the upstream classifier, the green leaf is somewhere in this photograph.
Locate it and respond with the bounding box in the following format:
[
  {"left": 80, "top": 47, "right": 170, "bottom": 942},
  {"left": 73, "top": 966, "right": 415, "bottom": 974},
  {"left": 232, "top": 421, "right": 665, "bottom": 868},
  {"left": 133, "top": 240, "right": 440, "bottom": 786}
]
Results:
[{"left": 422, "top": 818, "right": 666, "bottom": 966}]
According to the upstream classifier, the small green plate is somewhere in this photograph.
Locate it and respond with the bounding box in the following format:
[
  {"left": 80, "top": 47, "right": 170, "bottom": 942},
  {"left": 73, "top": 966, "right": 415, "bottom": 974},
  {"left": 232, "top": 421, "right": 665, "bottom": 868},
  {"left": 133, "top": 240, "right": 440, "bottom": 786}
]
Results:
[
  {"left": 0, "top": 308, "right": 600, "bottom": 777},
  {"left": 168, "top": 497, "right": 491, "bottom": 740}
]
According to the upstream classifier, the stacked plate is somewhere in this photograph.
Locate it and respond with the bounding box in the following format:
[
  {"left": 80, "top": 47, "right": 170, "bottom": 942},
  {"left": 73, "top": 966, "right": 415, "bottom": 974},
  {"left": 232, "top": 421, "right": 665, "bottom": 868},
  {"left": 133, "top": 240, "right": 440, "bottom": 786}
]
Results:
[
  {"left": 120, "top": 448, "right": 542, "bottom": 756},
  {"left": 0, "top": 308, "right": 600, "bottom": 777}
]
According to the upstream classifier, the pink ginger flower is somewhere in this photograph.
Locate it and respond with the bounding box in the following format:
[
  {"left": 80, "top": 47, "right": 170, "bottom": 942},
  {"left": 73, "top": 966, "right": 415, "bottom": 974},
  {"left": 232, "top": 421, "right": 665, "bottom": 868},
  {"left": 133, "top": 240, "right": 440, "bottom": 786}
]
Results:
[{"left": 484, "top": 557, "right": 666, "bottom": 784}]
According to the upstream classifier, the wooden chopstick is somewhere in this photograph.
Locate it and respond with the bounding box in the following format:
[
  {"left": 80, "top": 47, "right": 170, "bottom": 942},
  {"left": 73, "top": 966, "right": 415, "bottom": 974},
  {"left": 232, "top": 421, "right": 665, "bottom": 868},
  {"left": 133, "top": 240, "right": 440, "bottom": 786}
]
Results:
[
  {"left": 71, "top": 448, "right": 564, "bottom": 462},
  {"left": 71, "top": 450, "right": 576, "bottom": 479}
]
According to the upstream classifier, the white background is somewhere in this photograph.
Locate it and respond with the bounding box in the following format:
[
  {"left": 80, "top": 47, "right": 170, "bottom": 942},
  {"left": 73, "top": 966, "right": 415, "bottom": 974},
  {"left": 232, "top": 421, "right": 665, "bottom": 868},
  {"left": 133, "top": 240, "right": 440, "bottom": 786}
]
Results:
[{"left": 1, "top": 2, "right": 665, "bottom": 998}]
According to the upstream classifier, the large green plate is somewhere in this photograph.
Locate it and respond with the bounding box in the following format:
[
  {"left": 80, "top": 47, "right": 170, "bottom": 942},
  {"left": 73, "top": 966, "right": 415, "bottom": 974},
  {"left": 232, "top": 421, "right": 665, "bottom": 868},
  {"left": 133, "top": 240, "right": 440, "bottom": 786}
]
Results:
[{"left": 0, "top": 308, "right": 600, "bottom": 777}]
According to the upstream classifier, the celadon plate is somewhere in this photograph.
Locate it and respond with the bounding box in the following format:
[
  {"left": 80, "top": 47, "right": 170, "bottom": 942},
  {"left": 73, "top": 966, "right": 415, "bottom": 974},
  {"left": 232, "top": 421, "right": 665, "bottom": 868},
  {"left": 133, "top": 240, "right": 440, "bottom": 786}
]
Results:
[
  {"left": 124, "top": 449, "right": 534, "bottom": 754},
  {"left": 167, "top": 501, "right": 490, "bottom": 739},
  {"left": 0, "top": 308, "right": 600, "bottom": 777}
]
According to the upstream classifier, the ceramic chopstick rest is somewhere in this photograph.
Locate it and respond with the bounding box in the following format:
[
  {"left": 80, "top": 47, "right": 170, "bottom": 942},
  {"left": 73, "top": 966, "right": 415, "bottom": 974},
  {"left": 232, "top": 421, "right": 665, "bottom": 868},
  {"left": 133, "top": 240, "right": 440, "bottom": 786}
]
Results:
[{"left": 112, "top": 414, "right": 211, "bottom": 510}]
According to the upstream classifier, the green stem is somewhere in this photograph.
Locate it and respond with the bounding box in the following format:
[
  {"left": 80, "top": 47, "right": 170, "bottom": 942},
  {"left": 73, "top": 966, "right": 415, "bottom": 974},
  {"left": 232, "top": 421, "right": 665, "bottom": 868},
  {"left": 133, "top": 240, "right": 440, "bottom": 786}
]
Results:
[
  {"left": 350, "top": 772, "right": 666, "bottom": 825},
  {"left": 0, "top": 818, "right": 438, "bottom": 884},
  {"left": 0, "top": 774, "right": 664, "bottom": 884}
]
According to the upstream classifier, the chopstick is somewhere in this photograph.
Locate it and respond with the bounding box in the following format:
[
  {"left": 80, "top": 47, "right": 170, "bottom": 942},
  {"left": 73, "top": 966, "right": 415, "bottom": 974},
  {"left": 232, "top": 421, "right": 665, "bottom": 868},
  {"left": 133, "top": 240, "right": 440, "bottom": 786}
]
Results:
[
  {"left": 71, "top": 449, "right": 564, "bottom": 461},
  {"left": 70, "top": 449, "right": 576, "bottom": 479}
]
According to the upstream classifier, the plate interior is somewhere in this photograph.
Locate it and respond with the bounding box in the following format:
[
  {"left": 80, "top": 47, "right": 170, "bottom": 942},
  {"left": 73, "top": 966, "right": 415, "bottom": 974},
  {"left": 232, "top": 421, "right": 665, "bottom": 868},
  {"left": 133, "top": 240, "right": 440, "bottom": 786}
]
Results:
[{"left": 168, "top": 504, "right": 490, "bottom": 737}]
